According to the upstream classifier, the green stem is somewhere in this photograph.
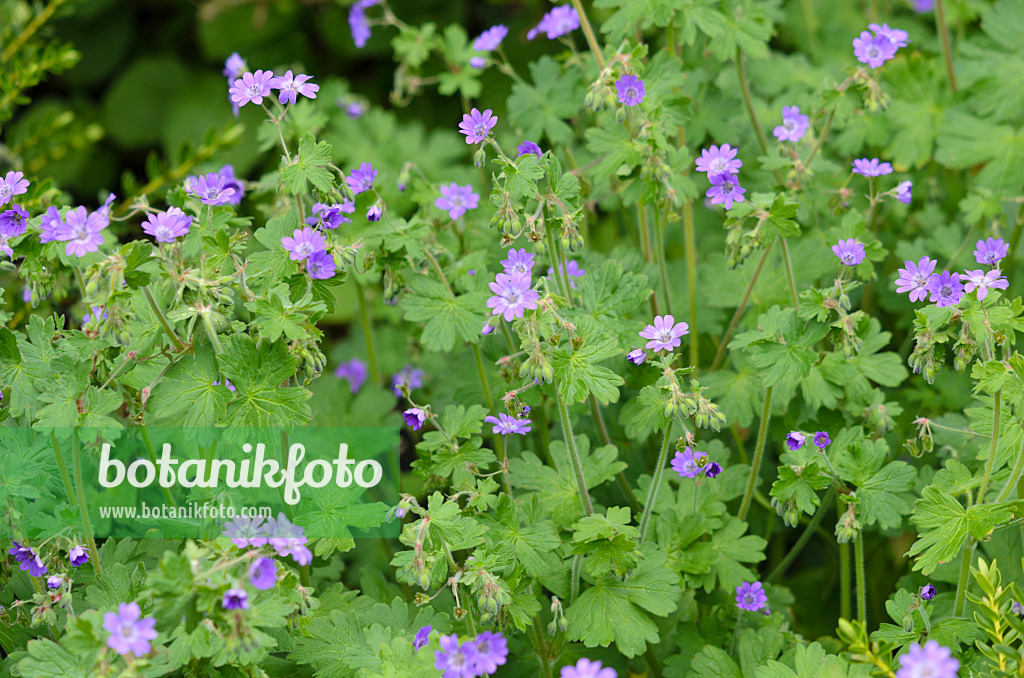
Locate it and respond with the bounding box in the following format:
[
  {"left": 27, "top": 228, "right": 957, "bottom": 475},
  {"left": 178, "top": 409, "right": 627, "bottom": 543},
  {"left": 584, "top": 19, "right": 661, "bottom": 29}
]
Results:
[
  {"left": 144, "top": 286, "right": 186, "bottom": 351},
  {"left": 855, "top": 535, "right": 867, "bottom": 625},
  {"left": 645, "top": 647, "right": 665, "bottom": 678},
  {"left": 638, "top": 425, "right": 674, "bottom": 543},
  {"left": 531, "top": 617, "right": 553, "bottom": 678},
  {"left": 556, "top": 389, "right": 593, "bottom": 516},
  {"left": 49, "top": 432, "right": 76, "bottom": 507},
  {"left": 994, "top": 432, "right": 1024, "bottom": 504},
  {"left": 736, "top": 47, "right": 769, "bottom": 155},
  {"left": 471, "top": 343, "right": 495, "bottom": 412},
  {"left": 934, "top": 0, "right": 958, "bottom": 93},
  {"left": 495, "top": 433, "right": 513, "bottom": 497},
  {"left": 202, "top": 312, "right": 224, "bottom": 354},
  {"left": 1, "top": 0, "right": 67, "bottom": 63},
  {"left": 140, "top": 426, "right": 177, "bottom": 507},
  {"left": 804, "top": 107, "right": 836, "bottom": 168},
  {"left": 976, "top": 391, "right": 1001, "bottom": 503},
  {"left": 738, "top": 387, "right": 773, "bottom": 521},
  {"left": 710, "top": 241, "right": 774, "bottom": 372},
  {"left": 682, "top": 201, "right": 698, "bottom": 370},
  {"left": 568, "top": 0, "right": 605, "bottom": 70},
  {"left": 72, "top": 430, "right": 102, "bottom": 577},
  {"left": 840, "top": 541, "right": 851, "bottom": 620},
  {"left": 590, "top": 395, "right": 641, "bottom": 513},
  {"left": 953, "top": 537, "right": 974, "bottom": 616},
  {"left": 354, "top": 279, "right": 381, "bottom": 385},
  {"left": 780, "top": 239, "right": 799, "bottom": 306},
  {"left": 655, "top": 208, "right": 673, "bottom": 318},
  {"left": 570, "top": 554, "right": 582, "bottom": 604},
  {"left": 766, "top": 490, "right": 835, "bottom": 582},
  {"left": 546, "top": 227, "right": 573, "bottom": 307}
]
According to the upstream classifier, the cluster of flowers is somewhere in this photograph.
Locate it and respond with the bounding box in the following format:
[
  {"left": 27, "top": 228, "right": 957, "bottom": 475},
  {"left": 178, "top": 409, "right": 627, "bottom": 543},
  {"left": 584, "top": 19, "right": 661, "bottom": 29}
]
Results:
[
  {"left": 470, "top": 25, "right": 508, "bottom": 69},
  {"left": 7, "top": 541, "right": 90, "bottom": 578},
  {"left": 773, "top": 106, "right": 810, "bottom": 143},
  {"left": 349, "top": 0, "right": 382, "bottom": 48},
  {"left": 852, "top": 23, "right": 908, "bottom": 69},
  {"left": 785, "top": 430, "right": 831, "bottom": 451},
  {"left": 527, "top": 5, "right": 580, "bottom": 41},
  {"left": 695, "top": 145, "right": 745, "bottom": 210},
  {"left": 429, "top": 629, "right": 509, "bottom": 678},
  {"left": 672, "top": 446, "right": 722, "bottom": 479},
  {"left": 228, "top": 65, "right": 319, "bottom": 109},
  {"left": 486, "top": 248, "right": 541, "bottom": 324},
  {"left": 851, "top": 156, "right": 912, "bottom": 204},
  {"left": 221, "top": 512, "right": 314, "bottom": 566},
  {"left": 895, "top": 238, "right": 1010, "bottom": 308}
]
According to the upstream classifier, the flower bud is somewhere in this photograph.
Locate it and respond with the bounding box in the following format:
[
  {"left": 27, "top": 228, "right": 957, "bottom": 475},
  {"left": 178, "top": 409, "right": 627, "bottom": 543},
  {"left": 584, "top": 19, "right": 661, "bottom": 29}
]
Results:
[{"left": 474, "top": 147, "right": 487, "bottom": 168}]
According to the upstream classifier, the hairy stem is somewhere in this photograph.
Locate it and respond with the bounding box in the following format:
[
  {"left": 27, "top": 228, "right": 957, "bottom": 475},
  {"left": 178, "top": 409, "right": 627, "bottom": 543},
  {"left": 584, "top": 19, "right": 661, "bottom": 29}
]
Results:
[
  {"left": 736, "top": 47, "right": 769, "bottom": 155},
  {"left": 710, "top": 241, "right": 774, "bottom": 372},
  {"left": 140, "top": 426, "right": 177, "bottom": 507},
  {"left": 934, "top": 0, "right": 958, "bottom": 93},
  {"left": 202, "top": 311, "right": 224, "bottom": 354},
  {"left": 994, "top": 432, "right": 1024, "bottom": 504},
  {"left": 49, "top": 432, "right": 76, "bottom": 508},
  {"left": 953, "top": 537, "right": 974, "bottom": 616},
  {"left": 72, "top": 430, "right": 102, "bottom": 576},
  {"left": 738, "top": 387, "right": 773, "bottom": 521},
  {"left": 976, "top": 391, "right": 1001, "bottom": 503},
  {"left": 568, "top": 0, "right": 605, "bottom": 70},
  {"left": 682, "top": 201, "right": 699, "bottom": 370},
  {"left": 556, "top": 389, "right": 593, "bottom": 516},
  {"left": 855, "top": 536, "right": 867, "bottom": 625},
  {"left": 655, "top": 208, "right": 674, "bottom": 318},
  {"left": 354, "top": 279, "right": 381, "bottom": 385},
  {"left": 638, "top": 424, "right": 675, "bottom": 543},
  {"left": 840, "top": 541, "right": 851, "bottom": 619},
  {"left": 780, "top": 238, "right": 799, "bottom": 306},
  {"left": 144, "top": 286, "right": 186, "bottom": 351}
]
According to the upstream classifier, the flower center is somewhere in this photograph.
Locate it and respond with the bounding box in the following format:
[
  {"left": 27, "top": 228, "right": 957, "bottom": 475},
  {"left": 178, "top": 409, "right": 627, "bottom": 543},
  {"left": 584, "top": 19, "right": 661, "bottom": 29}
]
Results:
[
  {"left": 657, "top": 330, "right": 673, "bottom": 343},
  {"left": 0, "top": 186, "right": 10, "bottom": 199},
  {"left": 627, "top": 87, "right": 638, "bottom": 99},
  {"left": 247, "top": 84, "right": 261, "bottom": 97},
  {"left": 711, "top": 159, "right": 725, "bottom": 172},
  {"left": 744, "top": 594, "right": 755, "bottom": 605},
  {"left": 940, "top": 284, "right": 952, "bottom": 297},
  {"left": 867, "top": 45, "right": 880, "bottom": 58},
  {"left": 506, "top": 292, "right": 519, "bottom": 305}
]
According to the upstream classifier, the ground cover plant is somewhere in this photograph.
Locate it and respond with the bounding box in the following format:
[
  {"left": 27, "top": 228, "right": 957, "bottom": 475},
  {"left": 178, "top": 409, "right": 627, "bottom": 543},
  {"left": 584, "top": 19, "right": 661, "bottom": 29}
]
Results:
[{"left": 2, "top": 0, "right": 1024, "bottom": 676}]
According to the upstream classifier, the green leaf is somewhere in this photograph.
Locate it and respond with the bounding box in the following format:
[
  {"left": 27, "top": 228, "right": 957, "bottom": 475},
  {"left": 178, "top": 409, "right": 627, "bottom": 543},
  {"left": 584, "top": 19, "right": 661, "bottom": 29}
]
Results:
[
  {"left": 551, "top": 317, "right": 624, "bottom": 405},
  {"left": 571, "top": 506, "right": 641, "bottom": 578},
  {"left": 935, "top": 108, "right": 1024, "bottom": 191},
  {"left": 215, "top": 335, "right": 312, "bottom": 427},
  {"left": 150, "top": 345, "right": 232, "bottom": 431},
  {"left": 564, "top": 547, "right": 681, "bottom": 658},
  {"left": 402, "top": 275, "right": 487, "bottom": 352},
  {"left": 507, "top": 56, "right": 584, "bottom": 145},
  {"left": 834, "top": 429, "right": 916, "bottom": 530},
  {"left": 280, "top": 132, "right": 334, "bottom": 195},
  {"left": 245, "top": 284, "right": 326, "bottom": 343},
  {"left": 480, "top": 495, "right": 561, "bottom": 578}
]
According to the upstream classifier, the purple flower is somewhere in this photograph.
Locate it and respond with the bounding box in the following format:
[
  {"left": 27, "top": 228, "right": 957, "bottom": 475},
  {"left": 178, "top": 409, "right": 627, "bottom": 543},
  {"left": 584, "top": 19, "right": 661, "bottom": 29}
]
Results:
[
  {"left": 83, "top": 306, "right": 107, "bottom": 325},
  {"left": 435, "top": 183, "right": 479, "bottom": 220},
  {"left": 773, "top": 106, "right": 809, "bottom": 143},
  {"left": 482, "top": 320, "right": 495, "bottom": 335},
  {"left": 469, "top": 56, "right": 485, "bottom": 70},
  {"left": 639, "top": 314, "right": 689, "bottom": 352},
  {"left": 487, "top": 271, "right": 540, "bottom": 322},
  {"left": 706, "top": 172, "right": 746, "bottom": 210},
  {"left": 920, "top": 584, "right": 936, "bottom": 600},
  {"left": 832, "top": 238, "right": 866, "bottom": 266},
  {"left": 187, "top": 172, "right": 237, "bottom": 205},
  {"left": 870, "top": 23, "right": 909, "bottom": 49},
  {"left": 39, "top": 206, "right": 64, "bottom": 243},
  {"left": 485, "top": 412, "right": 532, "bottom": 435},
  {"left": 367, "top": 205, "right": 382, "bottom": 221},
  {"left": 335, "top": 358, "right": 369, "bottom": 393},
  {"left": 527, "top": 5, "right": 580, "bottom": 40},
  {"left": 55, "top": 206, "right": 106, "bottom": 257},
  {"left": 222, "top": 588, "right": 249, "bottom": 610},
  {"left": 895, "top": 640, "right": 959, "bottom": 678},
  {"left": 974, "top": 237, "right": 1008, "bottom": 265},
  {"left": 501, "top": 248, "right": 535, "bottom": 275},
  {"left": 1012, "top": 600, "right": 1024, "bottom": 615},
  {"left": 68, "top": 545, "right": 90, "bottom": 567},
  {"left": 221, "top": 514, "right": 269, "bottom": 548},
  {"left": 472, "top": 631, "right": 508, "bottom": 675},
  {"left": 347, "top": 162, "right": 378, "bottom": 195},
  {"left": 704, "top": 462, "right": 723, "bottom": 478},
  {"left": 103, "top": 602, "right": 158, "bottom": 657},
  {"left": 895, "top": 180, "right": 913, "bottom": 204},
  {"left": 248, "top": 557, "right": 278, "bottom": 590},
  {"left": 813, "top": 432, "right": 831, "bottom": 449},
  {"left": 346, "top": 101, "right": 366, "bottom": 118},
  {"left": 926, "top": 271, "right": 965, "bottom": 308},
  {"left": 560, "top": 658, "right": 617, "bottom": 678},
  {"left": 912, "top": 0, "right": 934, "bottom": 12},
  {"left": 271, "top": 70, "right": 319, "bottom": 105},
  {"left": 626, "top": 349, "right": 647, "bottom": 365},
  {"left": 0, "top": 204, "right": 28, "bottom": 237},
  {"left": 223, "top": 52, "right": 246, "bottom": 80},
  {"left": 546, "top": 260, "right": 587, "bottom": 288},
  {"left": 141, "top": 207, "right": 193, "bottom": 243},
  {"left": 213, "top": 378, "right": 236, "bottom": 392},
  {"left": 615, "top": 75, "right": 645, "bottom": 107},
  {"left": 47, "top": 575, "right": 63, "bottom": 589},
  {"left": 695, "top": 144, "right": 742, "bottom": 176},
  {"left": 0, "top": 233, "right": 15, "bottom": 258},
  {"left": 474, "top": 25, "right": 508, "bottom": 51},
  {"left": 414, "top": 625, "right": 432, "bottom": 650},
  {"left": 435, "top": 634, "right": 479, "bottom": 678},
  {"left": 671, "top": 447, "right": 702, "bottom": 479},
  {"left": 896, "top": 257, "right": 937, "bottom": 302},
  {"left": 517, "top": 141, "right": 543, "bottom": 157},
  {"left": 391, "top": 366, "right": 425, "bottom": 396},
  {"left": 0, "top": 171, "right": 30, "bottom": 207},
  {"left": 404, "top": 407, "right": 427, "bottom": 431},
  {"left": 853, "top": 30, "right": 898, "bottom": 68},
  {"left": 306, "top": 249, "right": 337, "bottom": 280},
  {"left": 306, "top": 202, "right": 354, "bottom": 230},
  {"left": 963, "top": 269, "right": 1008, "bottom": 301},
  {"left": 736, "top": 581, "right": 768, "bottom": 612},
  {"left": 219, "top": 164, "right": 245, "bottom": 205},
  {"left": 349, "top": 0, "right": 380, "bottom": 48},
  {"left": 229, "top": 69, "right": 276, "bottom": 108},
  {"left": 786, "top": 432, "right": 806, "bottom": 450},
  {"left": 281, "top": 227, "right": 327, "bottom": 261},
  {"left": 267, "top": 513, "right": 312, "bottom": 566},
  {"left": 459, "top": 108, "right": 498, "bottom": 144},
  {"left": 852, "top": 158, "right": 893, "bottom": 177}
]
